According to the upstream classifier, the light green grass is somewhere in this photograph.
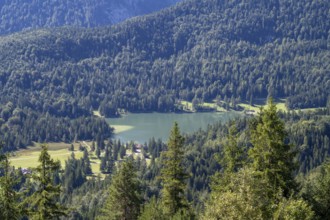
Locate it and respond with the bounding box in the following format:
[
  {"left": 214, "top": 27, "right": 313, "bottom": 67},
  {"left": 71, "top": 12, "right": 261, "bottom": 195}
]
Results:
[
  {"left": 274, "top": 102, "right": 287, "bottom": 112},
  {"left": 10, "top": 143, "right": 83, "bottom": 169},
  {"left": 180, "top": 100, "right": 194, "bottom": 111},
  {"left": 238, "top": 99, "right": 288, "bottom": 113},
  {"left": 112, "top": 125, "right": 134, "bottom": 134},
  {"left": 293, "top": 107, "right": 325, "bottom": 113},
  {"left": 201, "top": 102, "right": 227, "bottom": 112},
  {"left": 238, "top": 103, "right": 261, "bottom": 112},
  {"left": 93, "top": 110, "right": 102, "bottom": 117}
]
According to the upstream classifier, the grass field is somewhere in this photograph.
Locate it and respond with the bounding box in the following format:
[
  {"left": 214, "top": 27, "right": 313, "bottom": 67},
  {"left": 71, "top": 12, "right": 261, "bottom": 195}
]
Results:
[
  {"left": 9, "top": 142, "right": 84, "bottom": 169},
  {"left": 8, "top": 141, "right": 148, "bottom": 178},
  {"left": 180, "top": 98, "right": 299, "bottom": 114},
  {"left": 238, "top": 98, "right": 288, "bottom": 113}
]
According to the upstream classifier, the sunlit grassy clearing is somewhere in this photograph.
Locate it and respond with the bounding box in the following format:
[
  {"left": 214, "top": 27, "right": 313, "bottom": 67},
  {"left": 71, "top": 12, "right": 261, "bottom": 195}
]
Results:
[
  {"left": 180, "top": 100, "right": 193, "bottom": 111},
  {"left": 238, "top": 99, "right": 288, "bottom": 113},
  {"left": 10, "top": 142, "right": 83, "bottom": 169},
  {"left": 201, "top": 102, "right": 228, "bottom": 112},
  {"left": 293, "top": 107, "right": 325, "bottom": 113},
  {"left": 111, "top": 125, "right": 134, "bottom": 133},
  {"left": 93, "top": 110, "right": 102, "bottom": 117}
]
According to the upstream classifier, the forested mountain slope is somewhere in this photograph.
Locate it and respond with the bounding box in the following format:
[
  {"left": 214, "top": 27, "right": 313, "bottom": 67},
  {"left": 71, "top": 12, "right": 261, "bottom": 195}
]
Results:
[
  {"left": 0, "top": 0, "right": 329, "bottom": 150},
  {"left": 0, "top": 0, "right": 181, "bottom": 36},
  {"left": 1, "top": 0, "right": 329, "bottom": 116}
]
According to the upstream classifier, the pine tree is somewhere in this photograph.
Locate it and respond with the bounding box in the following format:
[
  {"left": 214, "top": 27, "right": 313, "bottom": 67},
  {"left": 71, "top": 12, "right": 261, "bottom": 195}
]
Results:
[
  {"left": 248, "top": 99, "right": 296, "bottom": 197},
  {"left": 203, "top": 99, "right": 306, "bottom": 219},
  {"left": 139, "top": 196, "right": 165, "bottom": 220},
  {"left": 26, "top": 145, "right": 68, "bottom": 219},
  {"left": 82, "top": 148, "right": 92, "bottom": 175},
  {"left": 0, "top": 148, "right": 22, "bottom": 220},
  {"left": 160, "top": 122, "right": 189, "bottom": 217},
  {"left": 221, "top": 123, "right": 244, "bottom": 173},
  {"left": 98, "top": 160, "right": 141, "bottom": 220},
  {"left": 119, "top": 144, "right": 126, "bottom": 159},
  {"left": 211, "top": 122, "right": 244, "bottom": 192}
]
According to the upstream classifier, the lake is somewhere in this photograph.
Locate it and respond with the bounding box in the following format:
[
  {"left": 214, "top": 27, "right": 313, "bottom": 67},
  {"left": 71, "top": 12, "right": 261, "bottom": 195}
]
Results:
[{"left": 106, "top": 112, "right": 241, "bottom": 143}]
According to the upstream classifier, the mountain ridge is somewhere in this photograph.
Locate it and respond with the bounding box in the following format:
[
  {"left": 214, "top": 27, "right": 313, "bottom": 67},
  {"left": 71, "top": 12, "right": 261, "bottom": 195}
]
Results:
[{"left": 0, "top": 0, "right": 182, "bottom": 36}]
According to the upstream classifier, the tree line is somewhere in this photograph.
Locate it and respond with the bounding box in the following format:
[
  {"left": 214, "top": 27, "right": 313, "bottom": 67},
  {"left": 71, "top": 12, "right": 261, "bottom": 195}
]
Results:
[{"left": 0, "top": 104, "right": 113, "bottom": 151}]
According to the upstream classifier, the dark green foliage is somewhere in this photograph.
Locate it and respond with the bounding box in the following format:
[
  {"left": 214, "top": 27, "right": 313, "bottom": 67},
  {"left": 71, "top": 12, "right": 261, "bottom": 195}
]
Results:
[
  {"left": 26, "top": 145, "right": 68, "bottom": 219},
  {"left": 119, "top": 144, "right": 126, "bottom": 159},
  {"left": 140, "top": 107, "right": 330, "bottom": 214},
  {"left": 98, "top": 160, "right": 142, "bottom": 220},
  {"left": 0, "top": 0, "right": 329, "bottom": 151},
  {"left": 0, "top": 109, "right": 113, "bottom": 151},
  {"left": 203, "top": 99, "right": 312, "bottom": 219},
  {"left": 301, "top": 160, "right": 330, "bottom": 219},
  {"left": 100, "top": 145, "right": 115, "bottom": 174},
  {"left": 69, "top": 144, "right": 74, "bottom": 151},
  {"left": 221, "top": 123, "right": 244, "bottom": 173},
  {"left": 249, "top": 99, "right": 297, "bottom": 196},
  {"left": 285, "top": 111, "right": 330, "bottom": 173},
  {"left": 82, "top": 148, "right": 92, "bottom": 175},
  {"left": 62, "top": 152, "right": 87, "bottom": 194},
  {"left": 160, "top": 122, "right": 189, "bottom": 216},
  {"left": 0, "top": 145, "right": 22, "bottom": 220},
  {"left": 60, "top": 176, "right": 112, "bottom": 220},
  {"left": 0, "top": 108, "right": 326, "bottom": 219},
  {"left": 0, "top": 0, "right": 181, "bottom": 35},
  {"left": 139, "top": 196, "right": 165, "bottom": 220}
]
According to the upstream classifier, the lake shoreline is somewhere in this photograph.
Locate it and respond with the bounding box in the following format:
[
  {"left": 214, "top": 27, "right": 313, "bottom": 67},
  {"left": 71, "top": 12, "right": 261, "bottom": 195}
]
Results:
[{"left": 106, "top": 111, "right": 242, "bottom": 143}]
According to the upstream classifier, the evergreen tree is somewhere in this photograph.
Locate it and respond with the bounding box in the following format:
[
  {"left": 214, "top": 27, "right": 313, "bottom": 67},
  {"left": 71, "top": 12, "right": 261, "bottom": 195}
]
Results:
[
  {"left": 160, "top": 122, "right": 189, "bottom": 217},
  {"left": 203, "top": 99, "right": 308, "bottom": 219},
  {"left": 119, "top": 144, "right": 126, "bottom": 159},
  {"left": 82, "top": 148, "right": 92, "bottom": 175},
  {"left": 0, "top": 148, "right": 22, "bottom": 220},
  {"left": 26, "top": 145, "right": 68, "bottom": 219},
  {"left": 211, "top": 122, "right": 244, "bottom": 192},
  {"left": 105, "top": 148, "right": 115, "bottom": 174},
  {"left": 98, "top": 160, "right": 141, "bottom": 220},
  {"left": 68, "top": 144, "right": 74, "bottom": 151},
  {"left": 100, "top": 156, "right": 107, "bottom": 173},
  {"left": 96, "top": 146, "right": 101, "bottom": 158},
  {"left": 221, "top": 123, "right": 244, "bottom": 173},
  {"left": 203, "top": 167, "right": 273, "bottom": 220},
  {"left": 301, "top": 160, "right": 330, "bottom": 219},
  {"left": 248, "top": 99, "right": 297, "bottom": 197},
  {"left": 139, "top": 197, "right": 165, "bottom": 220}
]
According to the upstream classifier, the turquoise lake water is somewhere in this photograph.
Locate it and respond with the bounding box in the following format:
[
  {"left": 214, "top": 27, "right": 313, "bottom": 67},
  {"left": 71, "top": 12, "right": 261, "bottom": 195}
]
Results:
[{"left": 107, "top": 112, "right": 241, "bottom": 143}]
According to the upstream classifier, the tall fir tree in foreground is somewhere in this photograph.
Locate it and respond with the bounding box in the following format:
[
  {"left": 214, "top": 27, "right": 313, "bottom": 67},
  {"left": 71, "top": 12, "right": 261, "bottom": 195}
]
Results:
[
  {"left": 98, "top": 159, "right": 141, "bottom": 220},
  {"left": 211, "top": 123, "right": 245, "bottom": 192},
  {"left": 203, "top": 99, "right": 313, "bottom": 219},
  {"left": 160, "top": 122, "right": 190, "bottom": 217},
  {"left": 0, "top": 143, "right": 22, "bottom": 220},
  {"left": 249, "top": 98, "right": 297, "bottom": 196},
  {"left": 26, "top": 145, "right": 68, "bottom": 219}
]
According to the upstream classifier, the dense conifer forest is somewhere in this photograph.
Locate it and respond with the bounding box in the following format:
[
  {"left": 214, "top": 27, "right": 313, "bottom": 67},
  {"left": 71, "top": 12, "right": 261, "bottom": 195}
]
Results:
[
  {"left": 0, "top": 0, "right": 329, "bottom": 219},
  {"left": 0, "top": 0, "right": 181, "bottom": 36},
  {"left": 0, "top": 0, "right": 329, "bottom": 150}
]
